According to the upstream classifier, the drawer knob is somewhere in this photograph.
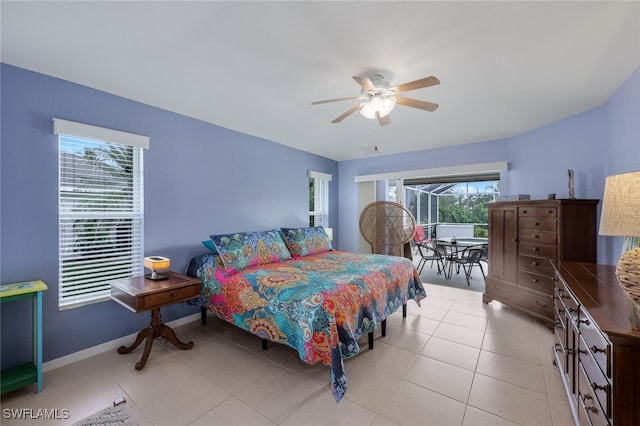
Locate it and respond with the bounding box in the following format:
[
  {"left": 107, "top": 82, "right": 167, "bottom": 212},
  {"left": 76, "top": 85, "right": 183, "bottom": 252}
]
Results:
[
  {"left": 534, "top": 247, "right": 540, "bottom": 252},
  {"left": 591, "top": 382, "right": 607, "bottom": 392},
  {"left": 534, "top": 235, "right": 540, "bottom": 239},
  {"left": 534, "top": 300, "right": 547, "bottom": 308},
  {"left": 532, "top": 278, "right": 538, "bottom": 283},
  {"left": 591, "top": 345, "right": 606, "bottom": 354},
  {"left": 532, "top": 261, "right": 539, "bottom": 266},
  {"left": 580, "top": 394, "right": 600, "bottom": 414}
]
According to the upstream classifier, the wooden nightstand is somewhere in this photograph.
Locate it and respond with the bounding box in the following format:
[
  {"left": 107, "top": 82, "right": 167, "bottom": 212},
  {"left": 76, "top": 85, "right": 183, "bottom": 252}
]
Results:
[{"left": 110, "top": 271, "right": 201, "bottom": 370}]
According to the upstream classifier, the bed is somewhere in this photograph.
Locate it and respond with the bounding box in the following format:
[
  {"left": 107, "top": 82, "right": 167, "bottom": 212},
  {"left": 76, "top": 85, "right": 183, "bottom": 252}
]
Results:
[{"left": 186, "top": 227, "right": 426, "bottom": 402}]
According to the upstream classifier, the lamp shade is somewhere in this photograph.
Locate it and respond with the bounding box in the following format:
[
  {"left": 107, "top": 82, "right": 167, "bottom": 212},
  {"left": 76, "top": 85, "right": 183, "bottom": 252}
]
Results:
[
  {"left": 599, "top": 171, "right": 640, "bottom": 237},
  {"left": 144, "top": 256, "right": 170, "bottom": 271},
  {"left": 599, "top": 170, "right": 640, "bottom": 328}
]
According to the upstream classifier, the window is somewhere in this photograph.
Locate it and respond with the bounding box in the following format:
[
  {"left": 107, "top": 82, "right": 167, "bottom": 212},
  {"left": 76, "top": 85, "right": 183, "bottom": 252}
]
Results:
[
  {"left": 405, "top": 177, "right": 500, "bottom": 239},
  {"left": 308, "top": 170, "right": 332, "bottom": 227},
  {"left": 54, "top": 119, "right": 148, "bottom": 309}
]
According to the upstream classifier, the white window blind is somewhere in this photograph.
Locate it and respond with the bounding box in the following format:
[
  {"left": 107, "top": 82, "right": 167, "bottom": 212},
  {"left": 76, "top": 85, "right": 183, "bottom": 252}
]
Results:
[
  {"left": 308, "top": 170, "right": 332, "bottom": 227},
  {"left": 56, "top": 120, "right": 146, "bottom": 309}
]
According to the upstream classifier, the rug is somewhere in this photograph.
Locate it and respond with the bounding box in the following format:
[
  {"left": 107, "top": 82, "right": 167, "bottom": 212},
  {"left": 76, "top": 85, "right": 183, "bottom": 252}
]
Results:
[{"left": 72, "top": 403, "right": 139, "bottom": 426}]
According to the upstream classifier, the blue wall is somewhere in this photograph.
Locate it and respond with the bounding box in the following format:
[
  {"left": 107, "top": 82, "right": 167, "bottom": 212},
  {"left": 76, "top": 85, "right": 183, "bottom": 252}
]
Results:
[
  {"left": 338, "top": 68, "right": 640, "bottom": 263},
  {"left": 0, "top": 64, "right": 338, "bottom": 369},
  {"left": 1, "top": 63, "right": 638, "bottom": 371}
]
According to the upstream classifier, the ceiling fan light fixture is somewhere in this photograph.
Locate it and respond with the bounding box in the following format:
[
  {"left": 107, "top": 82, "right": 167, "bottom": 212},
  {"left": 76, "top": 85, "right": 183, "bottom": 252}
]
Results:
[
  {"left": 360, "top": 96, "right": 396, "bottom": 119},
  {"left": 311, "top": 74, "right": 439, "bottom": 124}
]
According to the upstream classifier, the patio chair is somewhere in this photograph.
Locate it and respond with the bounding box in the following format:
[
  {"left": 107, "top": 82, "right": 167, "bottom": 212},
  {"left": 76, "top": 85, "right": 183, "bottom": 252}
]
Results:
[
  {"left": 433, "top": 240, "right": 454, "bottom": 279},
  {"left": 415, "top": 240, "right": 445, "bottom": 275},
  {"left": 414, "top": 225, "right": 429, "bottom": 243},
  {"left": 412, "top": 225, "right": 430, "bottom": 253},
  {"left": 449, "top": 247, "right": 485, "bottom": 285},
  {"left": 479, "top": 244, "right": 488, "bottom": 273}
]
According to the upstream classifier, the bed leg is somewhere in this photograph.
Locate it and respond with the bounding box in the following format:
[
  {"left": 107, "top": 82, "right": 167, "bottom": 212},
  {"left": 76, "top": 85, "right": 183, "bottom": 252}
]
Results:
[
  {"left": 200, "top": 307, "right": 207, "bottom": 325},
  {"left": 368, "top": 331, "right": 374, "bottom": 349},
  {"left": 381, "top": 319, "right": 387, "bottom": 337},
  {"left": 262, "top": 339, "right": 268, "bottom": 351},
  {"left": 402, "top": 304, "right": 407, "bottom": 318}
]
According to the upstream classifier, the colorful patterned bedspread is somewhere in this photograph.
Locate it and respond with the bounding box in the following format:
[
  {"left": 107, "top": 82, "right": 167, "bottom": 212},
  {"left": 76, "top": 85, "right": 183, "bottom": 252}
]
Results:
[{"left": 186, "top": 250, "right": 426, "bottom": 402}]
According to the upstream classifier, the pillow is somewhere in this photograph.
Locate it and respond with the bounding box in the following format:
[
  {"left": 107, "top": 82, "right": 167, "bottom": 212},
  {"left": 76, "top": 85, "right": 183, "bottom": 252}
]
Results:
[
  {"left": 201, "top": 239, "right": 218, "bottom": 254},
  {"left": 280, "top": 226, "right": 333, "bottom": 258},
  {"left": 186, "top": 253, "right": 217, "bottom": 280},
  {"left": 185, "top": 253, "right": 222, "bottom": 306},
  {"left": 254, "top": 229, "right": 291, "bottom": 263},
  {"left": 210, "top": 229, "right": 291, "bottom": 274}
]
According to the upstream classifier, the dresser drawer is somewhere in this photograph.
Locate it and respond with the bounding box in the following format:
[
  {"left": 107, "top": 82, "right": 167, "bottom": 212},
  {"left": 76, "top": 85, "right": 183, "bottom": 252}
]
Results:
[
  {"left": 554, "top": 294, "right": 566, "bottom": 328},
  {"left": 518, "top": 206, "right": 557, "bottom": 218},
  {"left": 518, "top": 229, "right": 557, "bottom": 245},
  {"left": 554, "top": 277, "right": 580, "bottom": 315},
  {"left": 554, "top": 327, "right": 568, "bottom": 375},
  {"left": 578, "top": 335, "right": 611, "bottom": 417},
  {"left": 519, "top": 243, "right": 557, "bottom": 259},
  {"left": 578, "top": 363, "right": 610, "bottom": 426},
  {"left": 578, "top": 315, "right": 611, "bottom": 378},
  {"left": 518, "top": 270, "right": 554, "bottom": 293},
  {"left": 139, "top": 285, "right": 200, "bottom": 311},
  {"left": 485, "top": 280, "right": 554, "bottom": 320},
  {"left": 518, "top": 254, "right": 555, "bottom": 276},
  {"left": 518, "top": 217, "right": 557, "bottom": 232}
]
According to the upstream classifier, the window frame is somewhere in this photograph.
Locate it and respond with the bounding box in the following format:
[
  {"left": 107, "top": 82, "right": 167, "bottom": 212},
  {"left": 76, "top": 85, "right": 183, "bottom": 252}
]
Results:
[
  {"left": 308, "top": 170, "right": 332, "bottom": 227},
  {"left": 54, "top": 119, "right": 148, "bottom": 310}
]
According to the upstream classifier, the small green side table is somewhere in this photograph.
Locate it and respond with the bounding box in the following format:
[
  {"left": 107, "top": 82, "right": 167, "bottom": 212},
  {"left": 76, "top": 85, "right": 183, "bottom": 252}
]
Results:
[{"left": 0, "top": 280, "right": 48, "bottom": 394}]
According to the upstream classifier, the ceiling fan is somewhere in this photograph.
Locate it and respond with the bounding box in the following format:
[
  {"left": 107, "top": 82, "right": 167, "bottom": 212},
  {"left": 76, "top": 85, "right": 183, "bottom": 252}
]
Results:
[{"left": 311, "top": 74, "right": 440, "bottom": 127}]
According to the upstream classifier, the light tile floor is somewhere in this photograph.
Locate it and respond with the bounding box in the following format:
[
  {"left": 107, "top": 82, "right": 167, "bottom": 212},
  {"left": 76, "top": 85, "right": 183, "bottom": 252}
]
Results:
[{"left": 1, "top": 284, "right": 573, "bottom": 426}]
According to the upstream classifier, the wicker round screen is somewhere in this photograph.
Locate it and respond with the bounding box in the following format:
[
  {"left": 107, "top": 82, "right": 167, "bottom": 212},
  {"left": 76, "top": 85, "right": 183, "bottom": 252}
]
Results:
[{"left": 359, "top": 201, "right": 416, "bottom": 257}]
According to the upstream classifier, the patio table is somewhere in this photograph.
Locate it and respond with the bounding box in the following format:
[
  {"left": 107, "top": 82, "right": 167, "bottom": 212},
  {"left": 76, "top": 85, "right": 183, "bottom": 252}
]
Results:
[{"left": 435, "top": 238, "right": 488, "bottom": 279}]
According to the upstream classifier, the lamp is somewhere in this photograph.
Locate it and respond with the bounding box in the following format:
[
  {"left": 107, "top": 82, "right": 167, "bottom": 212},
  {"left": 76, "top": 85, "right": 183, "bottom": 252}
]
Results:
[
  {"left": 360, "top": 96, "right": 396, "bottom": 119},
  {"left": 599, "top": 170, "right": 640, "bottom": 327},
  {"left": 144, "top": 256, "right": 171, "bottom": 280}
]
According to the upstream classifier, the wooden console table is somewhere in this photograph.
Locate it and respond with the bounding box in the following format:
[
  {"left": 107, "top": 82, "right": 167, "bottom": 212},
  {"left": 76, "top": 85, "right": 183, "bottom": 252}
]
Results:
[
  {"left": 553, "top": 261, "right": 640, "bottom": 426},
  {"left": 110, "top": 271, "right": 201, "bottom": 370},
  {"left": 0, "top": 280, "right": 48, "bottom": 394}
]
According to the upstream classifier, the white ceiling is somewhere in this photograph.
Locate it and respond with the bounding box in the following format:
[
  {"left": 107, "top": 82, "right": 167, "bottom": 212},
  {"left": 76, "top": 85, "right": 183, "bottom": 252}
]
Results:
[{"left": 2, "top": 1, "right": 639, "bottom": 161}]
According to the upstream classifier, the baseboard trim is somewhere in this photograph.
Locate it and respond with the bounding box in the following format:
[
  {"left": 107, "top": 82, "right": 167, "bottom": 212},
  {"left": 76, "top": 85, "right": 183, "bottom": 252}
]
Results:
[{"left": 42, "top": 312, "right": 201, "bottom": 372}]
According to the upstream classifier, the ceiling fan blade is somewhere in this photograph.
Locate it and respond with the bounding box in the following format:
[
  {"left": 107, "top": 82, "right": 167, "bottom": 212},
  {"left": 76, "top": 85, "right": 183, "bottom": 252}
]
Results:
[
  {"left": 331, "top": 104, "right": 362, "bottom": 123},
  {"left": 376, "top": 111, "right": 391, "bottom": 127},
  {"left": 353, "top": 76, "right": 376, "bottom": 92},
  {"left": 311, "top": 96, "right": 359, "bottom": 105},
  {"left": 395, "top": 96, "right": 439, "bottom": 112},
  {"left": 394, "top": 76, "right": 440, "bottom": 93}
]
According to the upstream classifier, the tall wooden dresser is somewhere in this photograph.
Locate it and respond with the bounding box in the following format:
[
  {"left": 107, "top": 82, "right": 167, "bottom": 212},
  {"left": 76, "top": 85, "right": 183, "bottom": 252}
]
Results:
[
  {"left": 553, "top": 261, "right": 640, "bottom": 426},
  {"left": 483, "top": 199, "right": 598, "bottom": 327}
]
